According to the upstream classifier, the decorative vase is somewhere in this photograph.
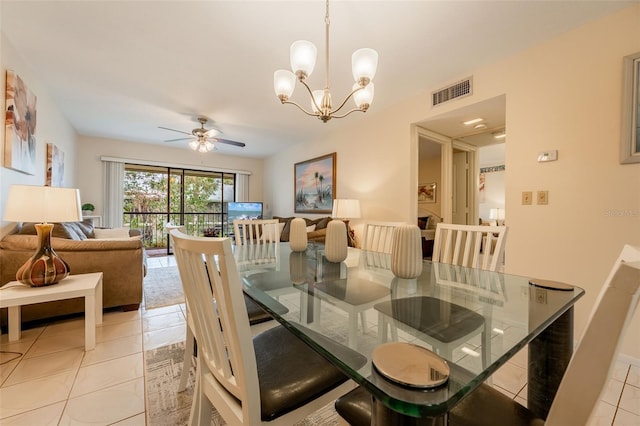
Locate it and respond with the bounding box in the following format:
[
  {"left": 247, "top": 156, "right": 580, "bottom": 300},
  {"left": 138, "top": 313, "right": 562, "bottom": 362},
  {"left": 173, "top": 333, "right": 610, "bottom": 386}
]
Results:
[
  {"left": 16, "top": 223, "right": 70, "bottom": 286},
  {"left": 289, "top": 218, "right": 308, "bottom": 252},
  {"left": 391, "top": 224, "right": 423, "bottom": 279},
  {"left": 325, "top": 220, "right": 348, "bottom": 263}
]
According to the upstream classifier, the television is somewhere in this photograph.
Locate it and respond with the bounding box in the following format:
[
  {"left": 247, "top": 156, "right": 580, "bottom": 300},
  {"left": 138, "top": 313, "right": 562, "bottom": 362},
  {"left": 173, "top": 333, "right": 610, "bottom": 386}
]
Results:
[{"left": 227, "top": 202, "right": 263, "bottom": 222}]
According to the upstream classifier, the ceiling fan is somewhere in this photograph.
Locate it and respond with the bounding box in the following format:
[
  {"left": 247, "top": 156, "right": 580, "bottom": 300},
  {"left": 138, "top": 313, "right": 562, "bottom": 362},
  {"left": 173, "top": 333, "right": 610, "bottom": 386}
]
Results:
[{"left": 159, "top": 116, "right": 246, "bottom": 152}]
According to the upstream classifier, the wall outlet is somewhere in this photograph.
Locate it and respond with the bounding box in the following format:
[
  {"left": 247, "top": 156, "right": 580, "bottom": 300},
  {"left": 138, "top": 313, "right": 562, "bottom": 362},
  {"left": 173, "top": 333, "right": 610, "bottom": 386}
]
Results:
[
  {"left": 537, "top": 190, "right": 549, "bottom": 205},
  {"left": 522, "top": 191, "right": 532, "bottom": 205}
]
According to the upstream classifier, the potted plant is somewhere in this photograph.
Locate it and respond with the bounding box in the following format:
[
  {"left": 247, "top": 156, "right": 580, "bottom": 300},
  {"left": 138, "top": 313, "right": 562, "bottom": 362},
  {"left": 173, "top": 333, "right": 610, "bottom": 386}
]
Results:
[{"left": 82, "top": 203, "right": 95, "bottom": 215}]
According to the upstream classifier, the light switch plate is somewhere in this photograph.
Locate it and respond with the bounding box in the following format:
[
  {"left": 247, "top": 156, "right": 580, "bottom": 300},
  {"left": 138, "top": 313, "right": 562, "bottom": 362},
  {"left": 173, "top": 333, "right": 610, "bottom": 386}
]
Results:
[
  {"left": 537, "top": 190, "right": 549, "bottom": 205},
  {"left": 537, "top": 150, "right": 558, "bottom": 162},
  {"left": 522, "top": 191, "right": 532, "bottom": 205}
]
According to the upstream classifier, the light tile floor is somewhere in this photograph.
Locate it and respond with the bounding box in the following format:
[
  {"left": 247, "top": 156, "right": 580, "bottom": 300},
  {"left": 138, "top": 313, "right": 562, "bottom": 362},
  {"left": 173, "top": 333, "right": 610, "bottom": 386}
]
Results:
[{"left": 1, "top": 255, "right": 638, "bottom": 425}]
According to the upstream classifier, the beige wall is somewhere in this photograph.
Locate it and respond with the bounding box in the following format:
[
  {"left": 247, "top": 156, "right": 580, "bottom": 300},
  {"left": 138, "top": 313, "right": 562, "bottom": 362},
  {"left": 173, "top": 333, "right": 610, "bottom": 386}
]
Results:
[
  {"left": 264, "top": 5, "right": 640, "bottom": 359},
  {"left": 0, "top": 34, "right": 79, "bottom": 236},
  {"left": 76, "top": 136, "right": 265, "bottom": 217}
]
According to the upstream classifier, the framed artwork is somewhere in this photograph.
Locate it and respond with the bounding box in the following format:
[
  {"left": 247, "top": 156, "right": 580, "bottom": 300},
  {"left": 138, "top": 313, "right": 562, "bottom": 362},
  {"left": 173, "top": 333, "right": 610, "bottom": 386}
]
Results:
[
  {"left": 4, "top": 70, "right": 37, "bottom": 175},
  {"left": 294, "top": 153, "right": 336, "bottom": 213},
  {"left": 621, "top": 51, "right": 640, "bottom": 164},
  {"left": 46, "top": 143, "right": 64, "bottom": 187},
  {"left": 418, "top": 182, "right": 436, "bottom": 203}
]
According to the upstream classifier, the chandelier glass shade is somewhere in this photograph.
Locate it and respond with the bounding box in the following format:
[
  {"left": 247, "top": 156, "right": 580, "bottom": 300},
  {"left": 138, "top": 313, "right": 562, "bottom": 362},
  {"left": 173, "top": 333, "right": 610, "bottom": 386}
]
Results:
[{"left": 273, "top": 0, "right": 378, "bottom": 123}]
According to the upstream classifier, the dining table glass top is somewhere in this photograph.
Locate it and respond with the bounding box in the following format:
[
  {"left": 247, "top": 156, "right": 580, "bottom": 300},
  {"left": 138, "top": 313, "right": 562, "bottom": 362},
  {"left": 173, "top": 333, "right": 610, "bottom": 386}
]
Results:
[{"left": 234, "top": 242, "right": 584, "bottom": 418}]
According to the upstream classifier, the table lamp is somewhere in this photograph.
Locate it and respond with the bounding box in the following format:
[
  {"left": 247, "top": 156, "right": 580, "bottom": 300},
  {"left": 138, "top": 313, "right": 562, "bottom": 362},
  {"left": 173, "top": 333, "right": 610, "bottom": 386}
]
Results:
[
  {"left": 3, "top": 185, "right": 82, "bottom": 286},
  {"left": 489, "top": 208, "right": 505, "bottom": 226},
  {"left": 332, "top": 199, "right": 360, "bottom": 246}
]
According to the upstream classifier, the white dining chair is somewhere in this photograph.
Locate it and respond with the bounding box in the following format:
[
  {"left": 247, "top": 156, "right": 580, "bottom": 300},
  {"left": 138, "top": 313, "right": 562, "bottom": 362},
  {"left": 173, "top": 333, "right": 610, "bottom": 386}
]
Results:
[
  {"left": 233, "top": 219, "right": 280, "bottom": 246},
  {"left": 432, "top": 223, "right": 508, "bottom": 272},
  {"left": 167, "top": 224, "right": 280, "bottom": 392},
  {"left": 335, "top": 244, "right": 640, "bottom": 426},
  {"left": 360, "top": 221, "right": 406, "bottom": 254},
  {"left": 170, "top": 230, "right": 364, "bottom": 425}
]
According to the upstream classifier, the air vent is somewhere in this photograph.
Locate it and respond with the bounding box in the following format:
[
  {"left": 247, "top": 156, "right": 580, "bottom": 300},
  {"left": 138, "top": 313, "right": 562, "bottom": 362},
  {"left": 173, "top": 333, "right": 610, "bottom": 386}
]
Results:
[{"left": 432, "top": 77, "right": 473, "bottom": 107}]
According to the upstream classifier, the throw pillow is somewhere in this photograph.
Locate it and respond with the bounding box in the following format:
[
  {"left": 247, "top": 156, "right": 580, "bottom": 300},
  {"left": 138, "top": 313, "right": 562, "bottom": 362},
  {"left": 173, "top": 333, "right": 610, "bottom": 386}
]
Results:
[
  {"left": 76, "top": 218, "right": 96, "bottom": 238},
  {"left": 418, "top": 216, "right": 430, "bottom": 230},
  {"left": 94, "top": 227, "right": 130, "bottom": 239},
  {"left": 306, "top": 224, "right": 316, "bottom": 232}
]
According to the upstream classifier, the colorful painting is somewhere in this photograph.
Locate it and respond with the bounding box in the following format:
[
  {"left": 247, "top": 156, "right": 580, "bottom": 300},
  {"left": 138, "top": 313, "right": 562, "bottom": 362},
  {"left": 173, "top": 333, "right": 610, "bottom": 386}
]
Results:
[
  {"left": 418, "top": 182, "right": 436, "bottom": 203},
  {"left": 4, "top": 70, "right": 37, "bottom": 175},
  {"left": 46, "top": 143, "right": 64, "bottom": 187},
  {"left": 294, "top": 153, "right": 336, "bottom": 213}
]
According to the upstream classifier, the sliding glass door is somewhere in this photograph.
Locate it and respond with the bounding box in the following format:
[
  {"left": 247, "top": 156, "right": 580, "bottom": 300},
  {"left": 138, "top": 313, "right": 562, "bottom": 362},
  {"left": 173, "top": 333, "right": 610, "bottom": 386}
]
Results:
[{"left": 124, "top": 164, "right": 235, "bottom": 254}]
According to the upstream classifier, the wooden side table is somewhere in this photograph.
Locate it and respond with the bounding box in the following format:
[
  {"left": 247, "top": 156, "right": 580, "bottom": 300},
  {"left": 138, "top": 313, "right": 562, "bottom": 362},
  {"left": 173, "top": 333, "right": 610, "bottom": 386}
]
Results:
[{"left": 0, "top": 272, "right": 103, "bottom": 350}]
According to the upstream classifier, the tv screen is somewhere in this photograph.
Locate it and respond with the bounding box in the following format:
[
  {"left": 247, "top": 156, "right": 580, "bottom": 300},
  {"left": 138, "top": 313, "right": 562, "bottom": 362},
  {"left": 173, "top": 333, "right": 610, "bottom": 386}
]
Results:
[{"left": 227, "top": 202, "right": 263, "bottom": 222}]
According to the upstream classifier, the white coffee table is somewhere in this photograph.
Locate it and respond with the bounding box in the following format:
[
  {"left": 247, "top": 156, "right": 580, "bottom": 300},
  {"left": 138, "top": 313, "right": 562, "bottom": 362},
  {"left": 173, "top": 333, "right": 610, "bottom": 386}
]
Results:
[{"left": 0, "top": 272, "right": 103, "bottom": 350}]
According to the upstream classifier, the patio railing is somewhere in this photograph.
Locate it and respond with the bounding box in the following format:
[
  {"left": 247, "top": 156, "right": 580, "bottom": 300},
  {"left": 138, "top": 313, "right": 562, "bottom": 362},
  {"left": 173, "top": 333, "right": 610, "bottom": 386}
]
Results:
[{"left": 124, "top": 212, "right": 234, "bottom": 250}]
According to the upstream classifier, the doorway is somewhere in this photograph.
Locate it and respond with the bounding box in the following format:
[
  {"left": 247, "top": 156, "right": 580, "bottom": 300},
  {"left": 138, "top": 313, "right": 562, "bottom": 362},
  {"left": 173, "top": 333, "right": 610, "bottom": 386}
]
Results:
[{"left": 415, "top": 95, "right": 506, "bottom": 225}]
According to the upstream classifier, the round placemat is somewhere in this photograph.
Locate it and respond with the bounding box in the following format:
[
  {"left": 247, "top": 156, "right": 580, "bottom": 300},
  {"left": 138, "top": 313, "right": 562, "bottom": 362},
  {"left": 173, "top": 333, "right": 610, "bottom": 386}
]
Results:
[{"left": 372, "top": 342, "right": 450, "bottom": 389}]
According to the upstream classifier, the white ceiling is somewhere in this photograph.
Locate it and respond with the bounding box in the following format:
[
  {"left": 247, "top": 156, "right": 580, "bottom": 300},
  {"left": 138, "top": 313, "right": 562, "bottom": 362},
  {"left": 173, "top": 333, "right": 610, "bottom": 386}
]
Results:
[{"left": 1, "top": 1, "right": 632, "bottom": 158}]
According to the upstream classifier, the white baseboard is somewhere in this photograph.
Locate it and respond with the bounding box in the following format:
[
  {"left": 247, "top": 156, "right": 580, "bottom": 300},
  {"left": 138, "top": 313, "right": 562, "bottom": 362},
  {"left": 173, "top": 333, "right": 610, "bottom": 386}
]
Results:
[{"left": 618, "top": 352, "right": 640, "bottom": 368}]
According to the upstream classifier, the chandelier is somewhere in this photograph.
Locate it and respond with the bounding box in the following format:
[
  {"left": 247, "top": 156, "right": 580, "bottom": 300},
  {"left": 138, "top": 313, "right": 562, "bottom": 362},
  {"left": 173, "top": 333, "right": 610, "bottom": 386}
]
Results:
[
  {"left": 189, "top": 137, "right": 214, "bottom": 153},
  {"left": 273, "top": 0, "right": 378, "bottom": 123}
]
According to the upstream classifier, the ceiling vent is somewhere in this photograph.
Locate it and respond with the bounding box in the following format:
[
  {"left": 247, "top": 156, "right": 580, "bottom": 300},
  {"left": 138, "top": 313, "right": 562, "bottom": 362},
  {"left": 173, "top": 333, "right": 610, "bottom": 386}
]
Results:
[{"left": 432, "top": 77, "right": 473, "bottom": 107}]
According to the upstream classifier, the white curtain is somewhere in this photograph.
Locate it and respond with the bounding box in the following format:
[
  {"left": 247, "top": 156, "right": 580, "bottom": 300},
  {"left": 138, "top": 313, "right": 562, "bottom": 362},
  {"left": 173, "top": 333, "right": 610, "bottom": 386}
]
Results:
[
  {"left": 235, "top": 173, "right": 249, "bottom": 202},
  {"left": 103, "top": 161, "right": 124, "bottom": 228}
]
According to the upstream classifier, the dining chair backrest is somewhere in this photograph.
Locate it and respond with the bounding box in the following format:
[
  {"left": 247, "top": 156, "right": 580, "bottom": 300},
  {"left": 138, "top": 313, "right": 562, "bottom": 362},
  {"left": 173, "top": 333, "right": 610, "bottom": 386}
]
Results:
[
  {"left": 432, "top": 223, "right": 508, "bottom": 271},
  {"left": 233, "top": 219, "right": 280, "bottom": 246},
  {"left": 360, "top": 221, "right": 406, "bottom": 254},
  {"left": 170, "top": 230, "right": 261, "bottom": 424},
  {"left": 546, "top": 244, "right": 640, "bottom": 426}
]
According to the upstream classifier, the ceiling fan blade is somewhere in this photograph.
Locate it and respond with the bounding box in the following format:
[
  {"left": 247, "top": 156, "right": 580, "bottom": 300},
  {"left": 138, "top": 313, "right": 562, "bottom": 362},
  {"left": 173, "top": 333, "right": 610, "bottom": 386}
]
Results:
[
  {"left": 158, "top": 126, "right": 192, "bottom": 136},
  {"left": 164, "top": 137, "right": 193, "bottom": 143},
  {"left": 212, "top": 138, "right": 246, "bottom": 147}
]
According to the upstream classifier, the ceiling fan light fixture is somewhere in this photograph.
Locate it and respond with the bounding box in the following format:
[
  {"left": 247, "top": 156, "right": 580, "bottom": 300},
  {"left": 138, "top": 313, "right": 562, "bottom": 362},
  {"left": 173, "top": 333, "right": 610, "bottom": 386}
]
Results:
[{"left": 189, "top": 140, "right": 199, "bottom": 150}]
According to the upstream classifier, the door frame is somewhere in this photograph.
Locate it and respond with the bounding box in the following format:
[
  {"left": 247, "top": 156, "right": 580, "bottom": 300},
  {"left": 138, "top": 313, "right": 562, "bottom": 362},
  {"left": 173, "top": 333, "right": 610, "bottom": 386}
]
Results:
[{"left": 412, "top": 126, "right": 479, "bottom": 225}]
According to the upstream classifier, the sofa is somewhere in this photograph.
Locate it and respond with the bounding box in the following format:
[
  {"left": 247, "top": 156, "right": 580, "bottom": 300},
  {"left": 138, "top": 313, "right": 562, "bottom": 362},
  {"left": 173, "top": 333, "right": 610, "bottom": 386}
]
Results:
[
  {"left": 273, "top": 216, "right": 332, "bottom": 243},
  {"left": 0, "top": 220, "right": 146, "bottom": 327}
]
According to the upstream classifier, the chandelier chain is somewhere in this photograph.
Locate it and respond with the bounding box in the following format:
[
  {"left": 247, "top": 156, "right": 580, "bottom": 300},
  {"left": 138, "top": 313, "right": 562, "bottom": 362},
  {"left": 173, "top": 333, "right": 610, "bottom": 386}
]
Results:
[{"left": 325, "top": 0, "right": 330, "bottom": 90}]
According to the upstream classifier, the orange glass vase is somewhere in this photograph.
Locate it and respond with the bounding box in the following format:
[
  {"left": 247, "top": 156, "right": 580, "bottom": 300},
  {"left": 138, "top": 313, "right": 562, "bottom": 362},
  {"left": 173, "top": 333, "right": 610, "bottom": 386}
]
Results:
[{"left": 16, "top": 223, "right": 70, "bottom": 286}]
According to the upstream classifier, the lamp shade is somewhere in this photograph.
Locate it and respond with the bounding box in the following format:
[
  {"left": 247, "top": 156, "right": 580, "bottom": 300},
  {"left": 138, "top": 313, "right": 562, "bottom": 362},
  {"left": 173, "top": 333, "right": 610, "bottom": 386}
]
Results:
[
  {"left": 489, "top": 208, "right": 505, "bottom": 221},
  {"left": 353, "top": 82, "right": 374, "bottom": 109},
  {"left": 352, "top": 48, "right": 378, "bottom": 84},
  {"left": 332, "top": 199, "right": 361, "bottom": 219},
  {"left": 4, "top": 185, "right": 82, "bottom": 223},
  {"left": 290, "top": 40, "right": 317, "bottom": 78},
  {"left": 274, "top": 69, "right": 296, "bottom": 99}
]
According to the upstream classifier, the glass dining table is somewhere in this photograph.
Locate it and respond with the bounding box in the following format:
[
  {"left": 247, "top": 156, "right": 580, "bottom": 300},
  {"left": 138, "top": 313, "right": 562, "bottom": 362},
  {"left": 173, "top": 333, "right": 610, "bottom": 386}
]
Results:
[{"left": 234, "top": 242, "right": 585, "bottom": 424}]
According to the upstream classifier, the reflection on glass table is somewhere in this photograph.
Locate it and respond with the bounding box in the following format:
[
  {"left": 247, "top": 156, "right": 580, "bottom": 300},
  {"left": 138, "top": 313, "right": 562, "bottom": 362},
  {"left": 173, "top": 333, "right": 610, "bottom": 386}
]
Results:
[{"left": 237, "top": 242, "right": 585, "bottom": 423}]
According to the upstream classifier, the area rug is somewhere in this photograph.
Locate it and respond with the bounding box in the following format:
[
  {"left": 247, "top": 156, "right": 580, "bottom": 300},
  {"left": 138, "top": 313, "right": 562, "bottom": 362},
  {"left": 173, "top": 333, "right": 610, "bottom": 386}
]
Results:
[
  {"left": 144, "top": 341, "right": 340, "bottom": 425},
  {"left": 143, "top": 267, "right": 185, "bottom": 310}
]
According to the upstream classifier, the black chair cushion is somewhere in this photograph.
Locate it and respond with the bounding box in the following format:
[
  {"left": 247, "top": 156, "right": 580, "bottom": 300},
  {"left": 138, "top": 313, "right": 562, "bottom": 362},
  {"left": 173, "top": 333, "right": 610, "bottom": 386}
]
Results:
[
  {"left": 243, "top": 293, "right": 288, "bottom": 325},
  {"left": 254, "top": 325, "right": 367, "bottom": 421},
  {"left": 449, "top": 383, "right": 544, "bottom": 426},
  {"left": 335, "top": 383, "right": 546, "bottom": 426},
  {"left": 335, "top": 385, "right": 373, "bottom": 426},
  {"left": 374, "top": 296, "right": 484, "bottom": 343}
]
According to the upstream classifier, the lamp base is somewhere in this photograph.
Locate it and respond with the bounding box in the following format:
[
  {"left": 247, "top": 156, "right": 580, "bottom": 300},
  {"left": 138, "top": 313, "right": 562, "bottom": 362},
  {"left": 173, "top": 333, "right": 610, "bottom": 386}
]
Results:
[{"left": 16, "top": 223, "right": 70, "bottom": 286}]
